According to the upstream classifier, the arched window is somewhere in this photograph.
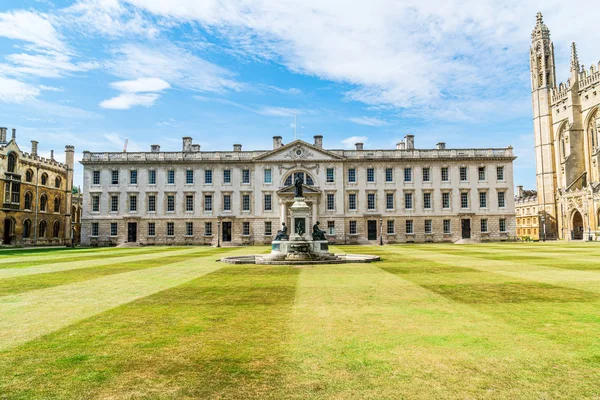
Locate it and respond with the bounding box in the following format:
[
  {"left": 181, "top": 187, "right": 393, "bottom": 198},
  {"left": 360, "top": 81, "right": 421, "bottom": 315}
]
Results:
[
  {"left": 23, "top": 219, "right": 31, "bottom": 239},
  {"left": 41, "top": 173, "right": 48, "bottom": 185},
  {"left": 40, "top": 194, "right": 47, "bottom": 212},
  {"left": 54, "top": 196, "right": 60, "bottom": 213},
  {"left": 25, "top": 169, "right": 33, "bottom": 182},
  {"left": 284, "top": 171, "right": 315, "bottom": 187},
  {"left": 588, "top": 110, "right": 598, "bottom": 151},
  {"left": 55, "top": 177, "right": 61, "bottom": 188},
  {"left": 24, "top": 192, "right": 32, "bottom": 210},
  {"left": 39, "top": 220, "right": 47, "bottom": 238},
  {"left": 53, "top": 221, "right": 60, "bottom": 238},
  {"left": 7, "top": 153, "right": 17, "bottom": 173}
]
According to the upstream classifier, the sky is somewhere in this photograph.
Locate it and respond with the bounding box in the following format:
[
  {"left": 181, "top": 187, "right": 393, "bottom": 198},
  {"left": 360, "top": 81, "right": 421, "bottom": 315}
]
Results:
[{"left": 1, "top": 0, "right": 599, "bottom": 189}]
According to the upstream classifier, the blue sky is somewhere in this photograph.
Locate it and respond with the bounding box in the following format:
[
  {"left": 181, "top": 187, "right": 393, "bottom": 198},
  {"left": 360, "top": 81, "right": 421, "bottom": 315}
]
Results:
[{"left": 1, "top": 0, "right": 599, "bottom": 189}]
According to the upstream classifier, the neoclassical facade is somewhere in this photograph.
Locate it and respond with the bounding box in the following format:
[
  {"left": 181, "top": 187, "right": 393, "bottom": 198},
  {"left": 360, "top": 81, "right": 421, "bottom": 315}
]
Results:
[
  {"left": 531, "top": 13, "right": 600, "bottom": 240},
  {"left": 0, "top": 128, "right": 76, "bottom": 246},
  {"left": 515, "top": 186, "right": 539, "bottom": 240},
  {"left": 80, "top": 135, "right": 516, "bottom": 246}
]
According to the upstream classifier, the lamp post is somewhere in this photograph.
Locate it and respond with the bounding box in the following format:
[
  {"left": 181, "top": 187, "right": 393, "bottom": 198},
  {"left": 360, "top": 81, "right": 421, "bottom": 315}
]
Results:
[
  {"left": 217, "top": 220, "right": 221, "bottom": 248},
  {"left": 379, "top": 217, "right": 383, "bottom": 246}
]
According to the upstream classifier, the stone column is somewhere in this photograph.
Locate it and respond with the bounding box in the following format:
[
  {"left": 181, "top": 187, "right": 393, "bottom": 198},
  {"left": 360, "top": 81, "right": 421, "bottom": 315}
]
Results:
[
  {"left": 312, "top": 200, "right": 317, "bottom": 226},
  {"left": 280, "top": 201, "right": 286, "bottom": 225}
]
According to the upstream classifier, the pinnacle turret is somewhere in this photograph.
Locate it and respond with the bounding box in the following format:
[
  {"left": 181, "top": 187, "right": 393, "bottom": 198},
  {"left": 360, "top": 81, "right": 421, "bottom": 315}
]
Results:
[
  {"left": 570, "top": 42, "right": 580, "bottom": 71},
  {"left": 531, "top": 12, "right": 550, "bottom": 41}
]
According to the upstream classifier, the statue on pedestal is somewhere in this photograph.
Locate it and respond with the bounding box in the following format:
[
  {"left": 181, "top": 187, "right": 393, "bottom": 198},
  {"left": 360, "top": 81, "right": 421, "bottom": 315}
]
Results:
[
  {"left": 294, "top": 175, "right": 303, "bottom": 197},
  {"left": 274, "top": 222, "right": 288, "bottom": 241},
  {"left": 312, "top": 221, "right": 327, "bottom": 241}
]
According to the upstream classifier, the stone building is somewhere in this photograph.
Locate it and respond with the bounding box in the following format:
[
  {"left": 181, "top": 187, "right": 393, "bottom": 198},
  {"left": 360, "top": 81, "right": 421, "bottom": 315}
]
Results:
[
  {"left": 515, "top": 186, "right": 539, "bottom": 240},
  {"left": 80, "top": 135, "right": 516, "bottom": 246},
  {"left": 531, "top": 13, "right": 600, "bottom": 240},
  {"left": 0, "top": 127, "right": 75, "bottom": 246}
]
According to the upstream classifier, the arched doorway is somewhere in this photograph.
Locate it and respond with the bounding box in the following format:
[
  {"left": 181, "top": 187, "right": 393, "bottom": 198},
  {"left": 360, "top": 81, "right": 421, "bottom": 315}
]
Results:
[
  {"left": 572, "top": 211, "right": 584, "bottom": 240},
  {"left": 3, "top": 218, "right": 13, "bottom": 245}
]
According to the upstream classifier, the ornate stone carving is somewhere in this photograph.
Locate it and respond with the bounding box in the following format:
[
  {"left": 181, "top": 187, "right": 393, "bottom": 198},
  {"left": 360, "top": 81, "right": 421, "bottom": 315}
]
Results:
[{"left": 284, "top": 146, "right": 313, "bottom": 160}]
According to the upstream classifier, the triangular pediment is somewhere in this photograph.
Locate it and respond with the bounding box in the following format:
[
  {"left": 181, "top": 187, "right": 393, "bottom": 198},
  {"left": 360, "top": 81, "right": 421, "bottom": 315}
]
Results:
[
  {"left": 277, "top": 184, "right": 321, "bottom": 195},
  {"left": 254, "top": 140, "right": 343, "bottom": 161}
]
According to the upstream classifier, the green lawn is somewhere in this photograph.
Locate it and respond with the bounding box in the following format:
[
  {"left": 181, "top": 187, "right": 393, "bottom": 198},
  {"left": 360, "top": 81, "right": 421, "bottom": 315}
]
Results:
[{"left": 1, "top": 243, "right": 600, "bottom": 399}]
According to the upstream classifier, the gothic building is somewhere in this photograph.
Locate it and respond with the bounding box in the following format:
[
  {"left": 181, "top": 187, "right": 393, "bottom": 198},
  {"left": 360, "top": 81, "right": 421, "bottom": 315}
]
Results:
[
  {"left": 531, "top": 13, "right": 600, "bottom": 240},
  {"left": 0, "top": 128, "right": 76, "bottom": 246},
  {"left": 80, "top": 135, "right": 516, "bottom": 246}
]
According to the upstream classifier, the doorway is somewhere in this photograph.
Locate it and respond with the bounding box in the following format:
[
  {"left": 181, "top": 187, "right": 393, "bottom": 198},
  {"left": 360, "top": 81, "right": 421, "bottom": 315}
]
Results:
[
  {"left": 572, "top": 211, "right": 584, "bottom": 240},
  {"left": 127, "top": 222, "right": 137, "bottom": 243},
  {"left": 3, "top": 219, "right": 13, "bottom": 245},
  {"left": 461, "top": 219, "right": 471, "bottom": 239},
  {"left": 367, "top": 220, "right": 377, "bottom": 240},
  {"left": 222, "top": 221, "right": 232, "bottom": 242}
]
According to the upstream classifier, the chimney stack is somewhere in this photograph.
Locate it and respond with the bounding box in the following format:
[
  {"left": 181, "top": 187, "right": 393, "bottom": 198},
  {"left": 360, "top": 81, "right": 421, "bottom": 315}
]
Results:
[
  {"left": 182, "top": 136, "right": 193, "bottom": 152},
  {"left": 64, "top": 145, "right": 75, "bottom": 169},
  {"left": 151, "top": 144, "right": 161, "bottom": 152},
  {"left": 355, "top": 142, "right": 364, "bottom": 151},
  {"left": 191, "top": 144, "right": 200, "bottom": 152},
  {"left": 436, "top": 142, "right": 446, "bottom": 150},
  {"left": 405, "top": 135, "right": 415, "bottom": 150},
  {"left": 517, "top": 185, "right": 524, "bottom": 198},
  {"left": 0, "top": 127, "right": 6, "bottom": 144},
  {"left": 50, "top": 150, "right": 54, "bottom": 160},
  {"left": 273, "top": 136, "right": 283, "bottom": 149},
  {"left": 233, "top": 144, "right": 242, "bottom": 152},
  {"left": 396, "top": 141, "right": 406, "bottom": 150},
  {"left": 11, "top": 128, "right": 16, "bottom": 140},
  {"left": 31, "top": 140, "right": 38, "bottom": 156},
  {"left": 314, "top": 135, "right": 323, "bottom": 148}
]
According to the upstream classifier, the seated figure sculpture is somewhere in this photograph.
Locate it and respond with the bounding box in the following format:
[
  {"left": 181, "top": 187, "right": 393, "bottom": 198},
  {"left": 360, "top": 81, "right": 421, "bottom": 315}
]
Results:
[
  {"left": 274, "top": 222, "right": 288, "bottom": 241},
  {"left": 312, "top": 221, "right": 327, "bottom": 241}
]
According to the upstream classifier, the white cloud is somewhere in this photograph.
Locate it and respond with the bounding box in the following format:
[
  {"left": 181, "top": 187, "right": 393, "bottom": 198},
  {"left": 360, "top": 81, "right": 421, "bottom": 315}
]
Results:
[
  {"left": 99, "top": 92, "right": 160, "bottom": 109},
  {"left": 256, "top": 106, "right": 299, "bottom": 117},
  {"left": 110, "top": 77, "right": 170, "bottom": 93},
  {"left": 346, "top": 117, "right": 389, "bottom": 127},
  {"left": 0, "top": 77, "right": 41, "bottom": 103},
  {"left": 341, "top": 136, "right": 368, "bottom": 149},
  {"left": 0, "top": 10, "right": 65, "bottom": 51}
]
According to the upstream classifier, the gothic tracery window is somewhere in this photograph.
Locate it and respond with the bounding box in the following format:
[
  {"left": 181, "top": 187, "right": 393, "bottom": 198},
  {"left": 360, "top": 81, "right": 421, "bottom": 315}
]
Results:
[{"left": 7, "top": 153, "right": 17, "bottom": 172}]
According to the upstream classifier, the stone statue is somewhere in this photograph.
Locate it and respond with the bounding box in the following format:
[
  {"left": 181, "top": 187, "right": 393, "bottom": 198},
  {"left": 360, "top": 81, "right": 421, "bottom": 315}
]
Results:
[
  {"left": 296, "top": 219, "right": 305, "bottom": 235},
  {"left": 294, "top": 175, "right": 303, "bottom": 197},
  {"left": 274, "top": 222, "right": 288, "bottom": 241},
  {"left": 312, "top": 221, "right": 327, "bottom": 241}
]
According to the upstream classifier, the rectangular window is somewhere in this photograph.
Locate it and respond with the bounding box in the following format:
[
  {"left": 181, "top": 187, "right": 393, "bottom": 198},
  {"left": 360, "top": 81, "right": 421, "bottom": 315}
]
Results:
[
  {"left": 148, "top": 222, "right": 155, "bottom": 237},
  {"left": 348, "top": 193, "right": 357, "bottom": 210},
  {"left": 242, "top": 194, "right": 250, "bottom": 211},
  {"left": 386, "top": 193, "right": 394, "bottom": 210},
  {"left": 167, "top": 195, "right": 175, "bottom": 212},
  {"left": 243, "top": 221, "right": 250, "bottom": 236},
  {"left": 404, "top": 167, "right": 412, "bottom": 182},
  {"left": 423, "top": 192, "right": 432, "bottom": 209},
  {"left": 404, "top": 192, "right": 413, "bottom": 210},
  {"left": 264, "top": 169, "right": 272, "bottom": 184},
  {"left": 349, "top": 220, "right": 357, "bottom": 235},
  {"left": 499, "top": 218, "right": 507, "bottom": 232},
  {"left": 348, "top": 168, "right": 356, "bottom": 183},
  {"left": 442, "top": 192, "right": 450, "bottom": 209},
  {"left": 460, "top": 167, "right": 468, "bottom": 181},
  {"left": 223, "top": 194, "right": 231, "bottom": 211},
  {"left": 167, "top": 222, "right": 174, "bottom": 236},
  {"left": 186, "top": 170, "right": 194, "bottom": 184},
  {"left": 111, "top": 195, "right": 119, "bottom": 212},
  {"left": 186, "top": 195, "right": 194, "bottom": 212},
  {"left": 204, "top": 195, "right": 213, "bottom": 211},
  {"left": 443, "top": 219, "right": 451, "bottom": 234},
  {"left": 110, "top": 222, "right": 118, "bottom": 237},
  {"left": 264, "top": 194, "right": 272, "bottom": 211},
  {"left": 387, "top": 220, "right": 395, "bottom": 234},
  {"left": 385, "top": 168, "right": 393, "bottom": 182},
  {"left": 91, "top": 222, "right": 99, "bottom": 237},
  {"left": 479, "top": 191, "right": 487, "bottom": 208},
  {"left": 130, "top": 170, "right": 137, "bottom": 185},
  {"left": 498, "top": 191, "right": 506, "bottom": 208},
  {"left": 497, "top": 166, "right": 505, "bottom": 181},
  {"left": 186, "top": 222, "right": 193, "bottom": 236},
  {"left": 265, "top": 221, "right": 272, "bottom": 236},
  {"left": 461, "top": 192, "right": 469, "bottom": 209},
  {"left": 242, "top": 169, "right": 250, "bottom": 184},
  {"left": 92, "top": 170, "right": 100, "bottom": 185},
  {"left": 327, "top": 193, "right": 335, "bottom": 210},
  {"left": 223, "top": 169, "right": 231, "bottom": 184},
  {"left": 129, "top": 195, "right": 137, "bottom": 212},
  {"left": 478, "top": 167, "right": 486, "bottom": 181},
  {"left": 441, "top": 167, "right": 449, "bottom": 182},
  {"left": 205, "top": 222, "right": 212, "bottom": 236},
  {"left": 367, "top": 193, "right": 376, "bottom": 210},
  {"left": 92, "top": 195, "right": 100, "bottom": 212},
  {"left": 148, "top": 170, "right": 156, "bottom": 185},
  {"left": 167, "top": 170, "right": 175, "bottom": 185},
  {"left": 111, "top": 170, "right": 119, "bottom": 185},
  {"left": 424, "top": 219, "right": 432, "bottom": 234},
  {"left": 204, "top": 169, "right": 213, "bottom": 184},
  {"left": 405, "top": 220, "right": 414, "bottom": 234},
  {"left": 327, "top": 221, "right": 335, "bottom": 235},
  {"left": 148, "top": 195, "right": 156, "bottom": 212},
  {"left": 367, "top": 168, "right": 375, "bottom": 182},
  {"left": 481, "top": 219, "right": 488, "bottom": 233},
  {"left": 422, "top": 167, "right": 430, "bottom": 182},
  {"left": 326, "top": 168, "right": 335, "bottom": 183}
]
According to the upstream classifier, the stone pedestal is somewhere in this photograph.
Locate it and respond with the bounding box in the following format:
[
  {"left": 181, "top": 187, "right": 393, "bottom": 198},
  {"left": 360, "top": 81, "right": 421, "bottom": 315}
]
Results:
[{"left": 289, "top": 197, "right": 311, "bottom": 241}]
